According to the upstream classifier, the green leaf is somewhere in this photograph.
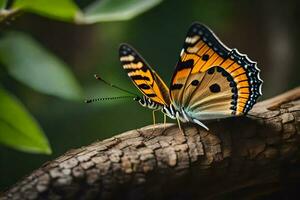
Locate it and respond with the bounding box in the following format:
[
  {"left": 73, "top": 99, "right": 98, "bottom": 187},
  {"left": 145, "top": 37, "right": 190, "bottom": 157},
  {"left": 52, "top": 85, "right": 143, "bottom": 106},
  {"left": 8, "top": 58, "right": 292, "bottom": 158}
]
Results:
[
  {"left": 12, "top": 0, "right": 79, "bottom": 21},
  {"left": 0, "top": 31, "right": 82, "bottom": 100},
  {"left": 10, "top": 0, "right": 162, "bottom": 23},
  {"left": 76, "top": 0, "right": 162, "bottom": 24},
  {"left": 0, "top": 87, "right": 51, "bottom": 154},
  {"left": 0, "top": 0, "right": 7, "bottom": 10}
]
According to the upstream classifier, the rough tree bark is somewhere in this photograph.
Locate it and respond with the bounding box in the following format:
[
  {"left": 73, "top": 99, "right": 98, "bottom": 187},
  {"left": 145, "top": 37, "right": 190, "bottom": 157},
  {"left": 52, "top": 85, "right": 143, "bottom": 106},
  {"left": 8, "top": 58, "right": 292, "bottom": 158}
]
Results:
[{"left": 1, "top": 87, "right": 300, "bottom": 200}]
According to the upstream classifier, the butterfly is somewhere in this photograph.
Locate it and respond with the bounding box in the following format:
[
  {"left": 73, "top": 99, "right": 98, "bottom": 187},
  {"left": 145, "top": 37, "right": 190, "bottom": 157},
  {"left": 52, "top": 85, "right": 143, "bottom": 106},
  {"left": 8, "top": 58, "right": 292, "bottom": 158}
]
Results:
[{"left": 119, "top": 22, "right": 263, "bottom": 130}]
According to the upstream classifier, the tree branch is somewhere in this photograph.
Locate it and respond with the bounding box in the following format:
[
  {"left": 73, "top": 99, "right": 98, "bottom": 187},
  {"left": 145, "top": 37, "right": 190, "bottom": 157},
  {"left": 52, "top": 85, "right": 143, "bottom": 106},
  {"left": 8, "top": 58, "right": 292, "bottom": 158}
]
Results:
[{"left": 1, "top": 87, "right": 300, "bottom": 200}]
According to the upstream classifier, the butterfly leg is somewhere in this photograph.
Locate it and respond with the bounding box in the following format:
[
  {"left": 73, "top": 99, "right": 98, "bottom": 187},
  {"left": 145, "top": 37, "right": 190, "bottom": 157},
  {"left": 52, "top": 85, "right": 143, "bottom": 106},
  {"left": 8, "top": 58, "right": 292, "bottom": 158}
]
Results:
[
  {"left": 152, "top": 110, "right": 157, "bottom": 126},
  {"left": 163, "top": 114, "right": 167, "bottom": 129},
  {"left": 175, "top": 112, "right": 185, "bottom": 135},
  {"left": 151, "top": 109, "right": 162, "bottom": 132}
]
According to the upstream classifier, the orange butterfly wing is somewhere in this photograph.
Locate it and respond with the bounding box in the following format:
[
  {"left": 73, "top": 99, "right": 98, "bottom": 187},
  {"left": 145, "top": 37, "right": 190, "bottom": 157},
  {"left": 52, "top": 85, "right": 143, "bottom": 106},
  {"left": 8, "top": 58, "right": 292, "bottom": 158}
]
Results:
[
  {"left": 119, "top": 44, "right": 171, "bottom": 106},
  {"left": 170, "top": 23, "right": 263, "bottom": 116}
]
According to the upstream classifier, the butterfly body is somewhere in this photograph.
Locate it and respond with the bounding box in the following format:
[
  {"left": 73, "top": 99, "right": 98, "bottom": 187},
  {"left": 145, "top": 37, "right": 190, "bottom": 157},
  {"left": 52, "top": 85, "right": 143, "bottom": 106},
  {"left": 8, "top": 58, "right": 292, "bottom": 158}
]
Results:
[
  {"left": 120, "top": 22, "right": 263, "bottom": 130},
  {"left": 134, "top": 96, "right": 210, "bottom": 130}
]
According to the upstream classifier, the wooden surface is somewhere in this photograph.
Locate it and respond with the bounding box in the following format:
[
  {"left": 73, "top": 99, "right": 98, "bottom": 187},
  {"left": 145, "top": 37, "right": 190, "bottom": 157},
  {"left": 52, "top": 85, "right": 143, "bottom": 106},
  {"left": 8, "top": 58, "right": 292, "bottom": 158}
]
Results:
[{"left": 1, "top": 87, "right": 300, "bottom": 200}]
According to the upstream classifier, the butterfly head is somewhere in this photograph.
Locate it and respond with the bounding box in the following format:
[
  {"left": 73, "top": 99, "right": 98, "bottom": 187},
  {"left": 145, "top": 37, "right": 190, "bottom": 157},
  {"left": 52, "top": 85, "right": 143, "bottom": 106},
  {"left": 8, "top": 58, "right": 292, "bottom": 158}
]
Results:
[
  {"left": 134, "top": 96, "right": 147, "bottom": 107},
  {"left": 133, "top": 96, "right": 142, "bottom": 102}
]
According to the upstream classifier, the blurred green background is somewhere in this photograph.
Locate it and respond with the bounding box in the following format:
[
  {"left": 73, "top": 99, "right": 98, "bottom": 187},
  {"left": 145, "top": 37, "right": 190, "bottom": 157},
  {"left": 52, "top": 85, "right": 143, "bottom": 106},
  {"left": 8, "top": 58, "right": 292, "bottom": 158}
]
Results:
[{"left": 0, "top": 0, "right": 299, "bottom": 190}]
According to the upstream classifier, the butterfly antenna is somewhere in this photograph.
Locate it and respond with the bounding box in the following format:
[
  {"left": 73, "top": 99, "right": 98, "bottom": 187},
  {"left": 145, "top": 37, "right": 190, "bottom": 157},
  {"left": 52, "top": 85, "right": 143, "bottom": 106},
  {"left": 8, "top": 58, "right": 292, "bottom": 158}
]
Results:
[
  {"left": 85, "top": 96, "right": 134, "bottom": 103},
  {"left": 94, "top": 74, "right": 138, "bottom": 96}
]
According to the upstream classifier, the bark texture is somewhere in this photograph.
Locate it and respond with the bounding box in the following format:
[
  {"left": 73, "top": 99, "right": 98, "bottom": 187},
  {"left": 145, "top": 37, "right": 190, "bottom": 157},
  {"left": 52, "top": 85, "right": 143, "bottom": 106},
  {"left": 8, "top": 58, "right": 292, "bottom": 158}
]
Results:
[{"left": 1, "top": 87, "right": 300, "bottom": 200}]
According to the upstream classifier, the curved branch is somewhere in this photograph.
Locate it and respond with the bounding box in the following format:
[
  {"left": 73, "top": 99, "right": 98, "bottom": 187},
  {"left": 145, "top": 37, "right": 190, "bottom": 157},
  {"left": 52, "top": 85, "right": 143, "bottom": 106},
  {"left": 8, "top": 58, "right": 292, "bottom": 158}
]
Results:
[{"left": 1, "top": 87, "right": 300, "bottom": 200}]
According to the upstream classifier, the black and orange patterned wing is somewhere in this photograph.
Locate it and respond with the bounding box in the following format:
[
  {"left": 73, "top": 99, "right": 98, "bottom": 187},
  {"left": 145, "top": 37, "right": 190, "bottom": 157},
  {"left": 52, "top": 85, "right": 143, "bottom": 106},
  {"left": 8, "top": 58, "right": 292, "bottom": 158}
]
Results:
[
  {"left": 170, "top": 23, "right": 263, "bottom": 117},
  {"left": 119, "top": 44, "right": 171, "bottom": 106}
]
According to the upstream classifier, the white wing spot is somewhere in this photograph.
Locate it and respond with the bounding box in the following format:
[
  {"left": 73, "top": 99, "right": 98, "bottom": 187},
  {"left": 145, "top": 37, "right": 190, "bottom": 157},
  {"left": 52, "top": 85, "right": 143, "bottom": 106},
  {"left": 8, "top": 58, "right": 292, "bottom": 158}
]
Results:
[
  {"left": 120, "top": 55, "right": 135, "bottom": 62},
  {"left": 185, "top": 35, "right": 200, "bottom": 44}
]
